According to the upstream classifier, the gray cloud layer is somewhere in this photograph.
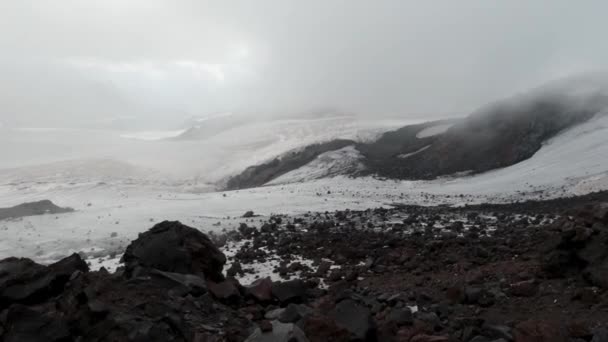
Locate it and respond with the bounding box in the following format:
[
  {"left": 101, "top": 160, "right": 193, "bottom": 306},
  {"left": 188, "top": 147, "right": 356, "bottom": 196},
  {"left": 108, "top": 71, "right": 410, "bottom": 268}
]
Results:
[{"left": 2, "top": 1, "right": 608, "bottom": 127}]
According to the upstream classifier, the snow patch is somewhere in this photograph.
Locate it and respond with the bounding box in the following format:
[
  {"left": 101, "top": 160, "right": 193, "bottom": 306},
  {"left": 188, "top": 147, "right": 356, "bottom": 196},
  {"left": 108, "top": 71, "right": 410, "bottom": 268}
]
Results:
[
  {"left": 223, "top": 240, "right": 318, "bottom": 285},
  {"left": 267, "top": 146, "right": 365, "bottom": 185},
  {"left": 398, "top": 145, "right": 430, "bottom": 159},
  {"left": 87, "top": 254, "right": 123, "bottom": 272},
  {"left": 416, "top": 123, "right": 453, "bottom": 138}
]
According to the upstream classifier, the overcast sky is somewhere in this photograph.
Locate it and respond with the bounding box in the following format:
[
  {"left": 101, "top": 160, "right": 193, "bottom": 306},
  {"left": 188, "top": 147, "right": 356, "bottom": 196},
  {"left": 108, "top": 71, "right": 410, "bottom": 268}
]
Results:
[{"left": 1, "top": 0, "right": 608, "bottom": 127}]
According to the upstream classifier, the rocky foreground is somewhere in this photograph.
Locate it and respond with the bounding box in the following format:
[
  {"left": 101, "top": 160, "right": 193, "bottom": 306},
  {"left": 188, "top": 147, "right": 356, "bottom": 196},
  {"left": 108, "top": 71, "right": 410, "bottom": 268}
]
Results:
[{"left": 2, "top": 192, "right": 608, "bottom": 341}]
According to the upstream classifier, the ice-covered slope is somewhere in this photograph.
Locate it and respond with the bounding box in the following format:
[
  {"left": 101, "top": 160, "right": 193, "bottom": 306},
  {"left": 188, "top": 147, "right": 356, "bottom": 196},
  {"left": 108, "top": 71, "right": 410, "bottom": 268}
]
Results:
[{"left": 0, "top": 114, "right": 607, "bottom": 265}]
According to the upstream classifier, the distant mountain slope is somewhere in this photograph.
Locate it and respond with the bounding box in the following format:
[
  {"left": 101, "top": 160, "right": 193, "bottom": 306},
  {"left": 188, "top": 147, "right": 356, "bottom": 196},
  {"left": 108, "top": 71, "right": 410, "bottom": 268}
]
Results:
[
  {"left": 361, "top": 92, "right": 608, "bottom": 179},
  {"left": 225, "top": 139, "right": 355, "bottom": 189},
  {"left": 225, "top": 76, "right": 608, "bottom": 189},
  {"left": 0, "top": 200, "right": 73, "bottom": 221}
]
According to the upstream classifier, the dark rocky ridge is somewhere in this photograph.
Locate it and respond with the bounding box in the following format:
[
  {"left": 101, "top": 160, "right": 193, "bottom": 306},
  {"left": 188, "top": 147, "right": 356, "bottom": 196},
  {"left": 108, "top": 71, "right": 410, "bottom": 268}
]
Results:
[
  {"left": 363, "top": 93, "right": 607, "bottom": 180},
  {"left": 225, "top": 139, "right": 354, "bottom": 190},
  {"left": 0, "top": 200, "right": 73, "bottom": 221},
  {"left": 225, "top": 87, "right": 608, "bottom": 190}
]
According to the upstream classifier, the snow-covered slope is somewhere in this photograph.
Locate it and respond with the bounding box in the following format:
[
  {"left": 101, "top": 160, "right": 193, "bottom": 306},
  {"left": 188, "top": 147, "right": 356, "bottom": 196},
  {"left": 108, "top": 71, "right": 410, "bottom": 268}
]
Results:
[
  {"left": 1, "top": 108, "right": 607, "bottom": 267},
  {"left": 421, "top": 111, "right": 608, "bottom": 196},
  {"left": 0, "top": 116, "right": 412, "bottom": 184},
  {"left": 267, "top": 146, "right": 364, "bottom": 185},
  {"left": 264, "top": 112, "right": 608, "bottom": 192}
]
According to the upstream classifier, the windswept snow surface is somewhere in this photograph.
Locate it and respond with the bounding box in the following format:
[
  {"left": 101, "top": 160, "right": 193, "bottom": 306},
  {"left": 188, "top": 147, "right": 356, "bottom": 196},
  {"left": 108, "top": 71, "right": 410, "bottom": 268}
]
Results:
[{"left": 0, "top": 114, "right": 607, "bottom": 266}]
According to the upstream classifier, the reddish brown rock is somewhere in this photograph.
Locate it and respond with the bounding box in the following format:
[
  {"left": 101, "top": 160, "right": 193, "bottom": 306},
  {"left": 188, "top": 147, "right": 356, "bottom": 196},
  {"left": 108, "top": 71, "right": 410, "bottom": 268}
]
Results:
[
  {"left": 301, "top": 314, "right": 351, "bottom": 342},
  {"left": 410, "top": 334, "right": 450, "bottom": 342},
  {"left": 510, "top": 279, "right": 538, "bottom": 297},
  {"left": 207, "top": 279, "right": 240, "bottom": 300},
  {"left": 514, "top": 319, "right": 568, "bottom": 342},
  {"left": 246, "top": 277, "right": 273, "bottom": 302},
  {"left": 259, "top": 320, "right": 273, "bottom": 332},
  {"left": 445, "top": 285, "right": 465, "bottom": 304}
]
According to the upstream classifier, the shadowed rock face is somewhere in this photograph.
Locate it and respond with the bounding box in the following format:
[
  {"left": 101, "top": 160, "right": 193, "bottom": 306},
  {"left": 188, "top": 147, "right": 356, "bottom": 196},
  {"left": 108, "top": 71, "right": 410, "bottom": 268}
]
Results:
[
  {"left": 362, "top": 94, "right": 608, "bottom": 180},
  {"left": 0, "top": 200, "right": 73, "bottom": 221},
  {"left": 0, "top": 253, "right": 88, "bottom": 308},
  {"left": 121, "top": 220, "right": 227, "bottom": 281}
]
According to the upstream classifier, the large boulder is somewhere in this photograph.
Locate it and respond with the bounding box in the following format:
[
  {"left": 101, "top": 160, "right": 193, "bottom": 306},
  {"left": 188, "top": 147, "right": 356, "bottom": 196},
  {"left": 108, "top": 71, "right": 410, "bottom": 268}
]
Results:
[
  {"left": 278, "top": 303, "right": 313, "bottom": 323},
  {"left": 207, "top": 279, "right": 241, "bottom": 301},
  {"left": 121, "top": 221, "right": 226, "bottom": 281},
  {"left": 331, "top": 299, "right": 376, "bottom": 341},
  {"left": 148, "top": 269, "right": 207, "bottom": 296},
  {"left": 301, "top": 314, "right": 352, "bottom": 342},
  {"left": 1, "top": 304, "right": 71, "bottom": 342},
  {"left": 271, "top": 279, "right": 307, "bottom": 304},
  {"left": 541, "top": 203, "right": 608, "bottom": 288},
  {"left": 0, "top": 254, "right": 88, "bottom": 308},
  {"left": 246, "top": 277, "right": 273, "bottom": 302},
  {"left": 245, "top": 320, "right": 309, "bottom": 342},
  {"left": 514, "top": 319, "right": 568, "bottom": 342},
  {"left": 592, "top": 328, "right": 608, "bottom": 342}
]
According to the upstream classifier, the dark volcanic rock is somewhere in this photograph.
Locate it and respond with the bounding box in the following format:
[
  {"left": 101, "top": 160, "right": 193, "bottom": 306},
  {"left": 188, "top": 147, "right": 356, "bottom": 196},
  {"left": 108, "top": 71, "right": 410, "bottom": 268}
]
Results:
[
  {"left": 278, "top": 303, "right": 313, "bottom": 323},
  {"left": 148, "top": 269, "right": 207, "bottom": 296},
  {"left": 246, "top": 277, "right": 274, "bottom": 302},
  {"left": 387, "top": 307, "right": 414, "bottom": 326},
  {"left": 4, "top": 194, "right": 608, "bottom": 342},
  {"left": 409, "top": 335, "right": 449, "bottom": 342},
  {"left": 542, "top": 203, "right": 608, "bottom": 288},
  {"left": 592, "top": 328, "right": 608, "bottom": 342},
  {"left": 331, "top": 299, "right": 375, "bottom": 341},
  {"left": 301, "top": 314, "right": 351, "bottom": 342},
  {"left": 271, "top": 279, "right": 307, "bottom": 304},
  {"left": 0, "top": 200, "right": 73, "bottom": 221},
  {"left": 121, "top": 220, "right": 226, "bottom": 281},
  {"left": 1, "top": 304, "right": 71, "bottom": 342},
  {"left": 514, "top": 319, "right": 568, "bottom": 342},
  {"left": 244, "top": 320, "right": 309, "bottom": 342},
  {"left": 0, "top": 254, "right": 87, "bottom": 308},
  {"left": 207, "top": 279, "right": 241, "bottom": 301},
  {"left": 509, "top": 279, "right": 538, "bottom": 297}
]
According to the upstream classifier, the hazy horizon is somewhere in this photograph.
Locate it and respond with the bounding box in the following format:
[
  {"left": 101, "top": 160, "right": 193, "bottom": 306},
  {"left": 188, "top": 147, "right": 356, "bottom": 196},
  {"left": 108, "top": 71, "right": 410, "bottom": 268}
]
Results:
[{"left": 3, "top": 1, "right": 608, "bottom": 128}]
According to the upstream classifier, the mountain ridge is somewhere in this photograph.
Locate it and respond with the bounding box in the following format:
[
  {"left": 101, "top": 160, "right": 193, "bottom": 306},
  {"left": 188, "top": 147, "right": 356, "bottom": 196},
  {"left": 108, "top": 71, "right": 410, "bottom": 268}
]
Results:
[{"left": 225, "top": 78, "right": 608, "bottom": 190}]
